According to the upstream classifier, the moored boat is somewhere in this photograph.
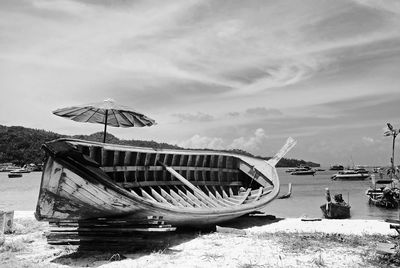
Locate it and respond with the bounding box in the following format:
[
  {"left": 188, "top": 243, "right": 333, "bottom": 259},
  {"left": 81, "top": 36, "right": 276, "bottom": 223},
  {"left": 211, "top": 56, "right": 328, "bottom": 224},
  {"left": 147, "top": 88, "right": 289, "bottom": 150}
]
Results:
[
  {"left": 330, "top": 165, "right": 344, "bottom": 171},
  {"left": 35, "top": 137, "right": 296, "bottom": 227},
  {"left": 331, "top": 169, "right": 370, "bottom": 180},
  {"left": 290, "top": 166, "right": 315, "bottom": 176},
  {"left": 320, "top": 189, "right": 350, "bottom": 219},
  {"left": 366, "top": 174, "right": 399, "bottom": 208},
  {"left": 8, "top": 172, "right": 23, "bottom": 178}
]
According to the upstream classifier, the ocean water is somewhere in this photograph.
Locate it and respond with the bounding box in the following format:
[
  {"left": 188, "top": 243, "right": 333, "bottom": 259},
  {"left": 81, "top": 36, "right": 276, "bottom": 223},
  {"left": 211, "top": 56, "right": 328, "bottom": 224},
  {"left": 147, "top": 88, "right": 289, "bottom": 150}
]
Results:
[{"left": 1, "top": 168, "right": 399, "bottom": 221}]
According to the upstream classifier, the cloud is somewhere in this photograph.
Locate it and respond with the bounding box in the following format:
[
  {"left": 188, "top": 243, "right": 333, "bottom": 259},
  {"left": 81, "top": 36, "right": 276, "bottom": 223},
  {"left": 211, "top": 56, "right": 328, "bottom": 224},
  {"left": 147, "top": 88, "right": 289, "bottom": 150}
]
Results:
[
  {"left": 177, "top": 134, "right": 224, "bottom": 149},
  {"left": 177, "top": 128, "right": 269, "bottom": 155},
  {"left": 362, "top": 136, "right": 374, "bottom": 145},
  {"left": 171, "top": 112, "right": 214, "bottom": 122},
  {"left": 229, "top": 128, "right": 268, "bottom": 153},
  {"left": 245, "top": 107, "right": 283, "bottom": 117}
]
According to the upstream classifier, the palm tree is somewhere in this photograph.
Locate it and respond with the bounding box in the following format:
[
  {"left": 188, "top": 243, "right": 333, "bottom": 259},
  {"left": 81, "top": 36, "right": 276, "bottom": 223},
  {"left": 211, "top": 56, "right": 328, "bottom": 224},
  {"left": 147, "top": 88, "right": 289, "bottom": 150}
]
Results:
[{"left": 384, "top": 123, "right": 399, "bottom": 180}]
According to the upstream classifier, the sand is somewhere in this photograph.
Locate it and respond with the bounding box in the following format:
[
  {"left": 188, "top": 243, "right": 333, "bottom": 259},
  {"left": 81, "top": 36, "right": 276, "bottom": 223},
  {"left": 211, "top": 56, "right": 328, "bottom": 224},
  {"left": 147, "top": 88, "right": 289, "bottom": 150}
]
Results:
[{"left": 0, "top": 211, "right": 398, "bottom": 268}]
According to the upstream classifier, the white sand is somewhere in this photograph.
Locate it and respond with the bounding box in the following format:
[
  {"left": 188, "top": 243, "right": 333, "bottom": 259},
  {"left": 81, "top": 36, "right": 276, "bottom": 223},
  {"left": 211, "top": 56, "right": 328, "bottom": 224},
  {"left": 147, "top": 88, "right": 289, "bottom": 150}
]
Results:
[
  {"left": 246, "top": 218, "right": 398, "bottom": 236},
  {"left": 3, "top": 212, "right": 396, "bottom": 268}
]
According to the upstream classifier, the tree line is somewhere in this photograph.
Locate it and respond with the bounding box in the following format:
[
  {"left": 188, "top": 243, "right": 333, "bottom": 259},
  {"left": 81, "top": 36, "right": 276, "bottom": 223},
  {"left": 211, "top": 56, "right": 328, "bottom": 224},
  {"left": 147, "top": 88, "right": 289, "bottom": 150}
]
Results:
[{"left": 0, "top": 125, "right": 319, "bottom": 167}]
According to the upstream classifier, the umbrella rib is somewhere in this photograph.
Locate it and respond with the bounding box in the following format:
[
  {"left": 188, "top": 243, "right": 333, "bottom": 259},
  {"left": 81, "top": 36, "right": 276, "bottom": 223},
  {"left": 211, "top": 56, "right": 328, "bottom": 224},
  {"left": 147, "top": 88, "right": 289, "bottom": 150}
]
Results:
[
  {"left": 85, "top": 108, "right": 100, "bottom": 122},
  {"left": 110, "top": 109, "right": 121, "bottom": 127},
  {"left": 118, "top": 111, "right": 136, "bottom": 127},
  {"left": 57, "top": 107, "right": 88, "bottom": 117}
]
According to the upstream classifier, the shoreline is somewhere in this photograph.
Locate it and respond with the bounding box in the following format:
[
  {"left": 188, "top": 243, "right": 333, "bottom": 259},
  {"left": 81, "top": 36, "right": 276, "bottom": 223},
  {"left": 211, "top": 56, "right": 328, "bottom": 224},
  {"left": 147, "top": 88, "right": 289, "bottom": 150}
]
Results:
[{"left": 0, "top": 211, "right": 398, "bottom": 267}]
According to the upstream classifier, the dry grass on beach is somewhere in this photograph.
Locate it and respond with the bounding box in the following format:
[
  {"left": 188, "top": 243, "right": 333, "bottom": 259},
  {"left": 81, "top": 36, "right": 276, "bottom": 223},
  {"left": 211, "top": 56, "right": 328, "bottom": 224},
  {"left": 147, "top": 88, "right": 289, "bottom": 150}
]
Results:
[{"left": 1, "top": 212, "right": 400, "bottom": 268}]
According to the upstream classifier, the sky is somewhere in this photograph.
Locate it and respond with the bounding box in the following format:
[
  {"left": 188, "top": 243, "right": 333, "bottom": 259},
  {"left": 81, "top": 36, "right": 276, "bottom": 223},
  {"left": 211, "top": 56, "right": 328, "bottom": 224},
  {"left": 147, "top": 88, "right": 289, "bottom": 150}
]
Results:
[{"left": 1, "top": 0, "right": 400, "bottom": 166}]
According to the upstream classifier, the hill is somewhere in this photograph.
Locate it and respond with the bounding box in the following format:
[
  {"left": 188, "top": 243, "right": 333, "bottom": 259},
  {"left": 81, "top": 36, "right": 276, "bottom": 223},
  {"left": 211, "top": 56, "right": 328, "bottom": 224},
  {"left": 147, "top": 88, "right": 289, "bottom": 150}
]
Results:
[{"left": 0, "top": 125, "right": 319, "bottom": 167}]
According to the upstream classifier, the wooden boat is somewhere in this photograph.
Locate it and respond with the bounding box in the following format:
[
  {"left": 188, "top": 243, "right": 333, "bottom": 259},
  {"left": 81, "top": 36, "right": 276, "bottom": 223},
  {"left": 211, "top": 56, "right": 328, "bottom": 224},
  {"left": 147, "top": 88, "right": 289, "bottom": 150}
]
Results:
[
  {"left": 8, "top": 172, "right": 22, "bottom": 178},
  {"left": 35, "top": 137, "right": 296, "bottom": 227},
  {"left": 320, "top": 189, "right": 350, "bottom": 219},
  {"left": 366, "top": 175, "right": 399, "bottom": 208},
  {"left": 320, "top": 202, "right": 351, "bottom": 219}
]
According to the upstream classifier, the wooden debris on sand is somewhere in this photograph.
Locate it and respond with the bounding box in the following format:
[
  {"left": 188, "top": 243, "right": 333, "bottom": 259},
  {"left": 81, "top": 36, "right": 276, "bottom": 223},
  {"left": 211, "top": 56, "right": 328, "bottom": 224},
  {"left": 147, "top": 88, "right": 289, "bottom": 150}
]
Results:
[{"left": 47, "top": 216, "right": 177, "bottom": 251}]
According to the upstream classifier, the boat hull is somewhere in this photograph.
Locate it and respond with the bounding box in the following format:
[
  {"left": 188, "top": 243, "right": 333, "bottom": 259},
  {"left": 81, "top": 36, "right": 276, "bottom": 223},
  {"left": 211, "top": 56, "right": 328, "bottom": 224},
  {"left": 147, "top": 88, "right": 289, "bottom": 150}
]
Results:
[
  {"left": 35, "top": 138, "right": 287, "bottom": 227},
  {"left": 320, "top": 203, "right": 350, "bottom": 219},
  {"left": 331, "top": 174, "right": 370, "bottom": 181}
]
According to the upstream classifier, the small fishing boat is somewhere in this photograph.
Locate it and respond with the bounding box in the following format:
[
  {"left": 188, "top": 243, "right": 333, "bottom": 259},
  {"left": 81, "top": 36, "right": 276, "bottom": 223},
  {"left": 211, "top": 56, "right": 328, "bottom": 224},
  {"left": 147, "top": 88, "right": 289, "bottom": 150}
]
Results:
[
  {"left": 366, "top": 175, "right": 399, "bottom": 208},
  {"left": 290, "top": 166, "right": 315, "bottom": 176},
  {"left": 329, "top": 165, "right": 344, "bottom": 171},
  {"left": 8, "top": 171, "right": 22, "bottom": 178},
  {"left": 320, "top": 189, "right": 350, "bottom": 219},
  {"left": 35, "top": 137, "right": 296, "bottom": 227},
  {"left": 331, "top": 169, "right": 370, "bottom": 180}
]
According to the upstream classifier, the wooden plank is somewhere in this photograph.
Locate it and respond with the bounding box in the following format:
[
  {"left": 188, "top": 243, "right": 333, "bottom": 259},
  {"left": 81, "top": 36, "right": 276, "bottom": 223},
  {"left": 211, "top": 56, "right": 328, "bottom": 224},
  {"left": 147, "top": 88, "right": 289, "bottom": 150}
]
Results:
[
  {"left": 221, "top": 187, "right": 229, "bottom": 198},
  {"left": 153, "top": 153, "right": 160, "bottom": 166},
  {"left": 162, "top": 164, "right": 221, "bottom": 207},
  {"left": 169, "top": 188, "right": 192, "bottom": 207},
  {"left": 120, "top": 180, "right": 242, "bottom": 188},
  {"left": 171, "top": 154, "right": 178, "bottom": 166},
  {"left": 144, "top": 153, "right": 152, "bottom": 166},
  {"left": 163, "top": 154, "right": 171, "bottom": 181},
  {"left": 140, "top": 188, "right": 158, "bottom": 202},
  {"left": 179, "top": 154, "right": 186, "bottom": 167},
  {"left": 149, "top": 187, "right": 173, "bottom": 206},
  {"left": 194, "top": 155, "right": 201, "bottom": 181},
  {"left": 175, "top": 186, "right": 199, "bottom": 207},
  {"left": 254, "top": 187, "right": 263, "bottom": 201},
  {"left": 185, "top": 189, "right": 208, "bottom": 208},
  {"left": 211, "top": 186, "right": 237, "bottom": 206},
  {"left": 238, "top": 161, "right": 273, "bottom": 187},
  {"left": 124, "top": 151, "right": 132, "bottom": 183},
  {"left": 229, "top": 187, "right": 234, "bottom": 197},
  {"left": 203, "top": 186, "right": 228, "bottom": 207},
  {"left": 218, "top": 155, "right": 224, "bottom": 183},
  {"left": 102, "top": 165, "right": 240, "bottom": 173},
  {"left": 113, "top": 150, "right": 120, "bottom": 166},
  {"left": 236, "top": 188, "right": 251, "bottom": 205},
  {"left": 158, "top": 187, "right": 184, "bottom": 207}
]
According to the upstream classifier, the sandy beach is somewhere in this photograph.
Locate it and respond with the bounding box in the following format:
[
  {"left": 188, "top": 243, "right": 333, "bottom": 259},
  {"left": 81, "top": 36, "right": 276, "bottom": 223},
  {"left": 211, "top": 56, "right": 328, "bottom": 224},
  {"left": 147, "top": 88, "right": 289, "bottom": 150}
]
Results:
[{"left": 0, "top": 211, "right": 398, "bottom": 268}]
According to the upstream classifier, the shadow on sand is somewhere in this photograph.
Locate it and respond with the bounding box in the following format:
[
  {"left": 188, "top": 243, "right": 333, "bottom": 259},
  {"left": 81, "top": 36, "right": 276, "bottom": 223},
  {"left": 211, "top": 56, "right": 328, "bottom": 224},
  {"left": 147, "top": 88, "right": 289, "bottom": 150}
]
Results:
[{"left": 51, "top": 214, "right": 283, "bottom": 267}]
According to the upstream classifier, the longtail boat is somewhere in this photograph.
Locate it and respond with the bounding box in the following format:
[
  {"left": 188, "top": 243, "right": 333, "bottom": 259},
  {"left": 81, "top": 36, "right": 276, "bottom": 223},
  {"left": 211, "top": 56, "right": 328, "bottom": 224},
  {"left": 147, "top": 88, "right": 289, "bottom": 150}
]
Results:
[{"left": 35, "top": 137, "right": 296, "bottom": 227}]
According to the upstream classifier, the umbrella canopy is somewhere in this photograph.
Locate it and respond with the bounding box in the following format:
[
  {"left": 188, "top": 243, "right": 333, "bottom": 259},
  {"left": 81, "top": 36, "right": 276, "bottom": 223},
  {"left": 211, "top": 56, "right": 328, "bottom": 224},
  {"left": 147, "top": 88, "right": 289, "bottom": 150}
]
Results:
[{"left": 53, "top": 99, "right": 156, "bottom": 143}]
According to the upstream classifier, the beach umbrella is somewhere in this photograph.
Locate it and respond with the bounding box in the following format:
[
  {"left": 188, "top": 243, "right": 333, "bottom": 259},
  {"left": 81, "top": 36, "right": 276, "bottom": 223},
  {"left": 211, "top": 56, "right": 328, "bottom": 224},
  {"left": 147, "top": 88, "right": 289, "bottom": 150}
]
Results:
[{"left": 53, "top": 98, "right": 156, "bottom": 143}]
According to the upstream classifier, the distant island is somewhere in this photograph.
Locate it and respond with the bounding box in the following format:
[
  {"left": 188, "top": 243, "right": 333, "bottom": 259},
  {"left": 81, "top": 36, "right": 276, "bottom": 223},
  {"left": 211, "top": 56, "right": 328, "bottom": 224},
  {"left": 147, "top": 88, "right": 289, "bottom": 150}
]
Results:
[{"left": 0, "top": 125, "right": 319, "bottom": 168}]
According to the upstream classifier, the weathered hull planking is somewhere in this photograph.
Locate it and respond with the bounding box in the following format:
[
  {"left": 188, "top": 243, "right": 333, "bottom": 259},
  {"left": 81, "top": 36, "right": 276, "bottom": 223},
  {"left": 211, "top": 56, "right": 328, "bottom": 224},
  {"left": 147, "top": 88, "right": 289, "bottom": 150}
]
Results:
[{"left": 35, "top": 138, "right": 295, "bottom": 227}]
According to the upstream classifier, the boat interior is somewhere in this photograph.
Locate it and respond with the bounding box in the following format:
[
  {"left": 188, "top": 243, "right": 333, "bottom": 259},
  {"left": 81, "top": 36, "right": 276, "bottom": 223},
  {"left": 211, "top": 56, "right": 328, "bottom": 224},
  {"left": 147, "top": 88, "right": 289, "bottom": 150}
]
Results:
[{"left": 63, "top": 139, "right": 276, "bottom": 209}]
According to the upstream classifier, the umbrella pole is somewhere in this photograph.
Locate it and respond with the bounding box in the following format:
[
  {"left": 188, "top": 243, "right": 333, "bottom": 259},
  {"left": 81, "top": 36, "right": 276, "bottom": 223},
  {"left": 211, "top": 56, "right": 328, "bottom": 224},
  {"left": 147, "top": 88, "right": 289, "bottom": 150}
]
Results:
[{"left": 103, "top": 110, "right": 108, "bottom": 143}]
